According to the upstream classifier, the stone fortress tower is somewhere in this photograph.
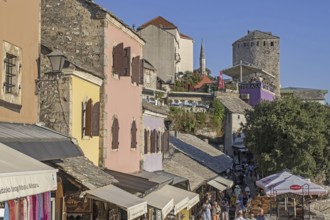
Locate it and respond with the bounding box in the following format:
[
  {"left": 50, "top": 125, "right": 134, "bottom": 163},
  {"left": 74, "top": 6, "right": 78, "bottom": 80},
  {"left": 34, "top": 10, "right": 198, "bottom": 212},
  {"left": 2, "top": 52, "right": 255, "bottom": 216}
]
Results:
[{"left": 232, "top": 30, "right": 280, "bottom": 96}]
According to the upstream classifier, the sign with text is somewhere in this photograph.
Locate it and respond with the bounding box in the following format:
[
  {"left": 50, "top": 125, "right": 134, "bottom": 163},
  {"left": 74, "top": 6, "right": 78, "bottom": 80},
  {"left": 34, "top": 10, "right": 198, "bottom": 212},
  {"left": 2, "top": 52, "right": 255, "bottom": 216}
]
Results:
[{"left": 0, "top": 171, "right": 57, "bottom": 202}]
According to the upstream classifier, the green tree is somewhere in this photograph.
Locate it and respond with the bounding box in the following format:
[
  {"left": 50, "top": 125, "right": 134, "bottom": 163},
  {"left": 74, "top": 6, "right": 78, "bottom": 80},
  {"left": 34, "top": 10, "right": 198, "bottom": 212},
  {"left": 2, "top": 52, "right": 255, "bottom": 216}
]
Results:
[{"left": 242, "top": 96, "right": 329, "bottom": 182}]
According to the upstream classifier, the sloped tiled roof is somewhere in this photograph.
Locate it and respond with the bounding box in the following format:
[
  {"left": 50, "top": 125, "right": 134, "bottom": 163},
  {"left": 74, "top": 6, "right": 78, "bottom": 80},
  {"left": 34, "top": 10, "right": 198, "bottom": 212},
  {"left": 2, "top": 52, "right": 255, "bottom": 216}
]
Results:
[
  {"left": 180, "top": 32, "right": 193, "bottom": 40},
  {"left": 52, "top": 156, "right": 117, "bottom": 189},
  {"left": 194, "top": 75, "right": 213, "bottom": 89},
  {"left": 143, "top": 59, "right": 156, "bottom": 71},
  {"left": 170, "top": 133, "right": 232, "bottom": 174},
  {"left": 163, "top": 152, "right": 218, "bottom": 190},
  {"left": 234, "top": 30, "right": 279, "bottom": 44},
  {"left": 218, "top": 95, "right": 253, "bottom": 114},
  {"left": 138, "top": 16, "right": 177, "bottom": 30},
  {"left": 142, "top": 100, "right": 169, "bottom": 115},
  {"left": 281, "top": 87, "right": 327, "bottom": 101},
  {"left": 0, "top": 122, "right": 83, "bottom": 161}
]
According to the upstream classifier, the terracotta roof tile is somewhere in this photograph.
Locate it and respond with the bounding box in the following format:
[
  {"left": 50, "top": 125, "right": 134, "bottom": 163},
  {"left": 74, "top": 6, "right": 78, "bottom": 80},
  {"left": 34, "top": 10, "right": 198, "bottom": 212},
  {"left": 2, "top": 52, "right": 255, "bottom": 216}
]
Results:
[
  {"left": 138, "top": 16, "right": 177, "bottom": 30},
  {"left": 194, "top": 75, "right": 213, "bottom": 89},
  {"left": 180, "top": 32, "right": 193, "bottom": 40}
]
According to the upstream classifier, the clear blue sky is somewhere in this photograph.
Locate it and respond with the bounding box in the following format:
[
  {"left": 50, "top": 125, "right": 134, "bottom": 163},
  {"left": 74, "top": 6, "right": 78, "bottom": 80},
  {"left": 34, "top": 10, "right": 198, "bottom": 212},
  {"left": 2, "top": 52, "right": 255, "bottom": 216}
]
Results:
[{"left": 95, "top": 0, "right": 330, "bottom": 102}]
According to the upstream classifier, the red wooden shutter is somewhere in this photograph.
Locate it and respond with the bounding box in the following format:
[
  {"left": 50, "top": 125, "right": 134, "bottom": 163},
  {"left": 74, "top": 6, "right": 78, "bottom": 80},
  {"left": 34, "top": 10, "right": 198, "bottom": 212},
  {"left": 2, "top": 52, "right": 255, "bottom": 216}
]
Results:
[
  {"left": 112, "top": 118, "right": 119, "bottom": 149},
  {"left": 85, "top": 99, "right": 93, "bottom": 136},
  {"left": 123, "top": 47, "right": 131, "bottom": 77},
  {"left": 113, "top": 43, "right": 124, "bottom": 75},
  {"left": 91, "top": 102, "right": 100, "bottom": 136},
  {"left": 131, "top": 121, "right": 137, "bottom": 149},
  {"left": 132, "top": 56, "right": 140, "bottom": 84}
]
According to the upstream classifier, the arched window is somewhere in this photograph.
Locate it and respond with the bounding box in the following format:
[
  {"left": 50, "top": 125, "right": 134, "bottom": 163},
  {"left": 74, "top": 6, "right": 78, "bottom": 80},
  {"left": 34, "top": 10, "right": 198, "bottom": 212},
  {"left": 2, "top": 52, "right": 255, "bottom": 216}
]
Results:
[
  {"left": 144, "top": 129, "right": 149, "bottom": 154},
  {"left": 111, "top": 118, "right": 119, "bottom": 150},
  {"left": 150, "top": 129, "right": 157, "bottom": 153},
  {"left": 131, "top": 121, "right": 137, "bottom": 149}
]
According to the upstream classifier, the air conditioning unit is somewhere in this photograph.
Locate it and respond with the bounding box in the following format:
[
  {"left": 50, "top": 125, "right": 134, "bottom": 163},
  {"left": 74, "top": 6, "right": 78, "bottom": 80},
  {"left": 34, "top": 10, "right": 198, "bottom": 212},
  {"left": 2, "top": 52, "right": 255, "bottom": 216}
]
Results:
[{"left": 240, "top": 93, "right": 250, "bottom": 100}]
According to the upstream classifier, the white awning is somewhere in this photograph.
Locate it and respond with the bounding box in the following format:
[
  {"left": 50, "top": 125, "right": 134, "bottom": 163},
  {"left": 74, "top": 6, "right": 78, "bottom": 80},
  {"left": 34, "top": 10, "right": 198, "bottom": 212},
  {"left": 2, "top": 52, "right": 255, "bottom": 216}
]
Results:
[
  {"left": 0, "top": 143, "right": 58, "bottom": 202},
  {"left": 84, "top": 185, "right": 147, "bottom": 220},
  {"left": 213, "top": 176, "right": 234, "bottom": 188},
  {"left": 221, "top": 63, "right": 275, "bottom": 79},
  {"left": 143, "top": 192, "right": 174, "bottom": 219},
  {"left": 207, "top": 180, "right": 227, "bottom": 191},
  {"left": 157, "top": 185, "right": 199, "bottom": 214}
]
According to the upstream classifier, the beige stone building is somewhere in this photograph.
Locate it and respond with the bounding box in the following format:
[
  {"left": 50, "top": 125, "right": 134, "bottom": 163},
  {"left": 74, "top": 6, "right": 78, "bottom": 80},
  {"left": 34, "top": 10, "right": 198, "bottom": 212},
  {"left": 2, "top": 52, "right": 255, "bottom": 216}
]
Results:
[{"left": 0, "top": 0, "right": 39, "bottom": 123}]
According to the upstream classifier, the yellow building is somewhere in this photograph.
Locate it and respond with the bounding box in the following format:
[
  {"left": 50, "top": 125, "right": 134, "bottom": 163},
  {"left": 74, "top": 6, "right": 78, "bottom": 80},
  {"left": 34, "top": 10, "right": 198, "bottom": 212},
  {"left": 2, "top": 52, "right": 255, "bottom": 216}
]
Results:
[{"left": 68, "top": 68, "right": 103, "bottom": 165}]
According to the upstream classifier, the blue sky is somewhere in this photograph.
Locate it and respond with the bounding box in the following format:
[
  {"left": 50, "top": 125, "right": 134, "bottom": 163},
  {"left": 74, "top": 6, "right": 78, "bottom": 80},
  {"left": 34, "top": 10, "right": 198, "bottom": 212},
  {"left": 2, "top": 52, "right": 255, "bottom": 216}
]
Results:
[{"left": 95, "top": 0, "right": 330, "bottom": 102}]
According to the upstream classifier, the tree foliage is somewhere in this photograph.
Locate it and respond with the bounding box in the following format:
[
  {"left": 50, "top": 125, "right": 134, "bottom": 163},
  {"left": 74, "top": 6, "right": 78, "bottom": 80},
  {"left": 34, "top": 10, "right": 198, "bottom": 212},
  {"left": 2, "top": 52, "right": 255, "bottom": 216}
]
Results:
[{"left": 242, "top": 96, "right": 330, "bottom": 183}]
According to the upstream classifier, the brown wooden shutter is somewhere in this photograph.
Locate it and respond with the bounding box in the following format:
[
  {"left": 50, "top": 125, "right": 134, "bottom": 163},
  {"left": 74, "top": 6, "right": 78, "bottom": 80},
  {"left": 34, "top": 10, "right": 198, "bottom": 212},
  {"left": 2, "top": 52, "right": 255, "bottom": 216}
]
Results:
[
  {"left": 91, "top": 102, "right": 100, "bottom": 136},
  {"left": 123, "top": 47, "right": 131, "bottom": 77},
  {"left": 85, "top": 99, "right": 93, "bottom": 136},
  {"left": 150, "top": 129, "right": 156, "bottom": 153},
  {"left": 140, "top": 59, "right": 144, "bottom": 85},
  {"left": 82, "top": 102, "right": 86, "bottom": 137},
  {"left": 132, "top": 56, "right": 140, "bottom": 84},
  {"left": 144, "top": 129, "right": 148, "bottom": 154},
  {"left": 161, "top": 131, "right": 169, "bottom": 153},
  {"left": 112, "top": 118, "right": 119, "bottom": 149},
  {"left": 131, "top": 121, "right": 137, "bottom": 149},
  {"left": 113, "top": 43, "right": 124, "bottom": 75}
]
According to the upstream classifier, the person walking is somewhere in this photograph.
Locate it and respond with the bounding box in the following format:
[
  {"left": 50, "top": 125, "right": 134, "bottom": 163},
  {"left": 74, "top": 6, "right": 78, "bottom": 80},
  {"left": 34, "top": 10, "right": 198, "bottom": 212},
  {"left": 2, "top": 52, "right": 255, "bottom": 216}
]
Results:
[
  {"left": 235, "top": 210, "right": 246, "bottom": 220},
  {"left": 246, "top": 212, "right": 256, "bottom": 220},
  {"left": 202, "top": 199, "right": 212, "bottom": 220},
  {"left": 211, "top": 201, "right": 221, "bottom": 220},
  {"left": 220, "top": 200, "right": 229, "bottom": 220}
]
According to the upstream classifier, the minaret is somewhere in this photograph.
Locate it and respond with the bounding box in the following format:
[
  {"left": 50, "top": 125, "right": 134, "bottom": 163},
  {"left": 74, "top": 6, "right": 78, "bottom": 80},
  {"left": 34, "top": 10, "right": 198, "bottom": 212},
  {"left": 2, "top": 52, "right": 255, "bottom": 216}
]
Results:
[{"left": 200, "top": 40, "right": 206, "bottom": 75}]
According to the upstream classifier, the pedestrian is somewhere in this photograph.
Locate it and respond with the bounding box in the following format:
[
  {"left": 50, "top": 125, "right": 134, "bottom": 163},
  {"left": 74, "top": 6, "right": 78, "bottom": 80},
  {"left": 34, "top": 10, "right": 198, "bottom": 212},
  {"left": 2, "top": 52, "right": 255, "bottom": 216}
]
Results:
[
  {"left": 235, "top": 200, "right": 242, "bottom": 219},
  {"left": 234, "top": 185, "right": 241, "bottom": 198},
  {"left": 246, "top": 212, "right": 256, "bottom": 220},
  {"left": 256, "top": 204, "right": 264, "bottom": 220},
  {"left": 220, "top": 200, "right": 229, "bottom": 220},
  {"left": 245, "top": 185, "right": 251, "bottom": 199},
  {"left": 211, "top": 201, "right": 221, "bottom": 220},
  {"left": 235, "top": 210, "right": 246, "bottom": 220},
  {"left": 202, "top": 199, "right": 212, "bottom": 220}
]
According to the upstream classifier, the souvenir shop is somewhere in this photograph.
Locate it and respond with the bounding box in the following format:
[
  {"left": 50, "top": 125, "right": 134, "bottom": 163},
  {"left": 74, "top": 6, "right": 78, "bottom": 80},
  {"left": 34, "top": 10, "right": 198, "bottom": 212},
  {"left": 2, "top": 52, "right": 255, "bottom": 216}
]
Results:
[{"left": 0, "top": 143, "right": 58, "bottom": 219}]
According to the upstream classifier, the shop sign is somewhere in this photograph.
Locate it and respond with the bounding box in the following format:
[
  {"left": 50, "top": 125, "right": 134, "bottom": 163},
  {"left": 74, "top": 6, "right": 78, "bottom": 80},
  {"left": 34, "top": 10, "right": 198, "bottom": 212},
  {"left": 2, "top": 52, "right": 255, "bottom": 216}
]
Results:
[{"left": 290, "top": 185, "right": 302, "bottom": 190}]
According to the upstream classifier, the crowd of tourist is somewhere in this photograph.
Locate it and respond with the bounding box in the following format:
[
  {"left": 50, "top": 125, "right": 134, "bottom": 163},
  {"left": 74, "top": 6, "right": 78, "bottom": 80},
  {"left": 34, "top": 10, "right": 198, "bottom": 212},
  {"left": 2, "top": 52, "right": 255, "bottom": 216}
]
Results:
[{"left": 198, "top": 164, "right": 265, "bottom": 220}]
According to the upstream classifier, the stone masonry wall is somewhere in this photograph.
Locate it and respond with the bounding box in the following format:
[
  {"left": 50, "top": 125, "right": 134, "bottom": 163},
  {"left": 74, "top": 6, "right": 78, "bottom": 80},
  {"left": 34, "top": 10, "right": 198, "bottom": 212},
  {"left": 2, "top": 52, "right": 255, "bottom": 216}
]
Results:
[
  {"left": 41, "top": 0, "right": 104, "bottom": 76},
  {"left": 233, "top": 37, "right": 280, "bottom": 96},
  {"left": 38, "top": 49, "right": 71, "bottom": 136}
]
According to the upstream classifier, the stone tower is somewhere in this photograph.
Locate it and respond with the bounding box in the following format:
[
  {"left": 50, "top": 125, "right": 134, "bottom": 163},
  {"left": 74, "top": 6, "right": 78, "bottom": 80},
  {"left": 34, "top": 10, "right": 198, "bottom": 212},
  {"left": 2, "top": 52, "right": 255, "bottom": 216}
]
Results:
[
  {"left": 200, "top": 40, "right": 206, "bottom": 75},
  {"left": 233, "top": 30, "right": 280, "bottom": 96}
]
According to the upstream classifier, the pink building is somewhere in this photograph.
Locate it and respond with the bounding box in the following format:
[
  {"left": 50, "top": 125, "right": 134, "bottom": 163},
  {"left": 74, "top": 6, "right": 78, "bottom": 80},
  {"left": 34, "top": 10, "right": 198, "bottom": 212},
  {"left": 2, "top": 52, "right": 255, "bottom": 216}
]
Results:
[{"left": 102, "top": 14, "right": 145, "bottom": 173}]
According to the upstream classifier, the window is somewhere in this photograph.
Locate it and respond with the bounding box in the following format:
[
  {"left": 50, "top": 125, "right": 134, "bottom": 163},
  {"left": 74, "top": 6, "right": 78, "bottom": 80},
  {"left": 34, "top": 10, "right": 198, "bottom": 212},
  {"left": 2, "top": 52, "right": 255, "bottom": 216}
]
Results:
[
  {"left": 144, "top": 129, "right": 149, "bottom": 154},
  {"left": 111, "top": 118, "right": 119, "bottom": 150},
  {"left": 257, "top": 41, "right": 259, "bottom": 46},
  {"left": 150, "top": 129, "right": 157, "bottom": 153},
  {"left": 243, "top": 43, "right": 246, "bottom": 47},
  {"left": 123, "top": 47, "right": 131, "bottom": 76},
  {"left": 1, "top": 42, "right": 23, "bottom": 111},
  {"left": 132, "top": 56, "right": 141, "bottom": 84},
  {"left": 263, "top": 41, "right": 266, "bottom": 46},
  {"left": 82, "top": 99, "right": 100, "bottom": 137},
  {"left": 271, "top": 42, "right": 274, "bottom": 46},
  {"left": 131, "top": 120, "right": 137, "bottom": 149},
  {"left": 113, "top": 43, "right": 124, "bottom": 76},
  {"left": 251, "top": 42, "right": 254, "bottom": 46},
  {"left": 4, "top": 53, "right": 17, "bottom": 94},
  {"left": 161, "top": 131, "right": 169, "bottom": 153}
]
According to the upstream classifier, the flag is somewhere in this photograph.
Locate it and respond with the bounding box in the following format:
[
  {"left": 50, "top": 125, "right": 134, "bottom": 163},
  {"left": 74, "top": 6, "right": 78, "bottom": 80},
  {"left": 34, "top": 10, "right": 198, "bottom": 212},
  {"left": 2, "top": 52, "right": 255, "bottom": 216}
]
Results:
[{"left": 218, "top": 71, "right": 225, "bottom": 89}]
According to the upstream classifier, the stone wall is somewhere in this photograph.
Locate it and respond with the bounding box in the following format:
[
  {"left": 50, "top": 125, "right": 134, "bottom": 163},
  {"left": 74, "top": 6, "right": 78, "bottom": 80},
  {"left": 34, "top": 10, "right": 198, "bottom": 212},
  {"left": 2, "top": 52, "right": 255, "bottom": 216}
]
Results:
[
  {"left": 38, "top": 48, "right": 71, "bottom": 135},
  {"left": 41, "top": 0, "right": 104, "bottom": 76},
  {"left": 233, "top": 35, "right": 280, "bottom": 96}
]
